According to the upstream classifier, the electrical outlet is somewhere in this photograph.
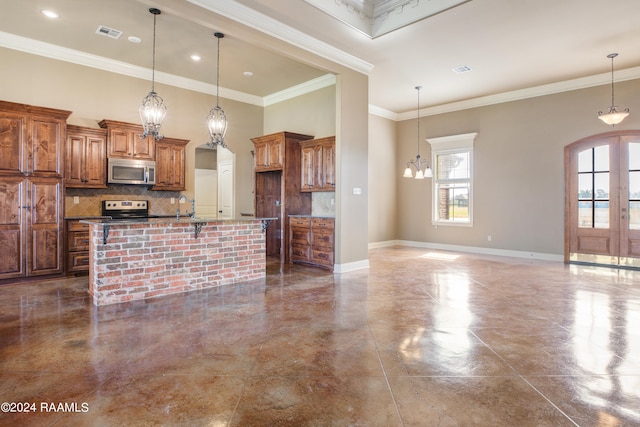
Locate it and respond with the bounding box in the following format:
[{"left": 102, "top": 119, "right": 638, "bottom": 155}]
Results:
[
  {"left": 488, "top": 235, "right": 492, "bottom": 242},
  {"left": 352, "top": 187, "right": 362, "bottom": 195},
  {"left": 73, "top": 196, "right": 80, "bottom": 204},
  {"left": 170, "top": 197, "right": 175, "bottom": 204}
]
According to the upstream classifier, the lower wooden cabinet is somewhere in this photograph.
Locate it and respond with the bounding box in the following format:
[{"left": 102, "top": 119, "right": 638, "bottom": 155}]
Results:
[
  {"left": 66, "top": 219, "right": 90, "bottom": 274},
  {"left": 289, "top": 216, "right": 334, "bottom": 269}
]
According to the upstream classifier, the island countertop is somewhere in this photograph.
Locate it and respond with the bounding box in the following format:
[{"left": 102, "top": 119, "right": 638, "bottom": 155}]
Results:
[{"left": 80, "top": 216, "right": 276, "bottom": 225}]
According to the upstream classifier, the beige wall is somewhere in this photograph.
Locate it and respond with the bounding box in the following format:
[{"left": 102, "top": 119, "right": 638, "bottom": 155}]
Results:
[
  {"left": 393, "top": 79, "right": 640, "bottom": 256},
  {"left": 0, "top": 47, "right": 262, "bottom": 218},
  {"left": 368, "top": 114, "right": 397, "bottom": 243}
]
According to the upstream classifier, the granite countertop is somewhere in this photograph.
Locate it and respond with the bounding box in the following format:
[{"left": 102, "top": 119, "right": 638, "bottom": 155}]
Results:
[
  {"left": 288, "top": 215, "right": 335, "bottom": 219},
  {"left": 80, "top": 216, "right": 276, "bottom": 225}
]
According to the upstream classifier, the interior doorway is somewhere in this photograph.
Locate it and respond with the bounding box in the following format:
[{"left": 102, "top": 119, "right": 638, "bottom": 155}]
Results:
[
  {"left": 194, "top": 146, "right": 234, "bottom": 219},
  {"left": 565, "top": 131, "right": 640, "bottom": 268}
]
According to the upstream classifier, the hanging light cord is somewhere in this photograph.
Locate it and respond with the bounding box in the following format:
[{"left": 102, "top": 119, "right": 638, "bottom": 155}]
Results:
[
  {"left": 151, "top": 10, "right": 158, "bottom": 93},
  {"left": 416, "top": 86, "right": 421, "bottom": 156},
  {"left": 609, "top": 54, "right": 615, "bottom": 108},
  {"left": 215, "top": 32, "right": 223, "bottom": 107}
]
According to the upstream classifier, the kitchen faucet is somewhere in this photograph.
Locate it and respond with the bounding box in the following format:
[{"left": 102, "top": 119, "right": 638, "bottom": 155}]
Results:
[{"left": 178, "top": 195, "right": 196, "bottom": 218}]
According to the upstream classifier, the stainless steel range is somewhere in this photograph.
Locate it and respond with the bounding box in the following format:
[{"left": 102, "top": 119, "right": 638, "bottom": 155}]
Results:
[{"left": 102, "top": 200, "right": 149, "bottom": 220}]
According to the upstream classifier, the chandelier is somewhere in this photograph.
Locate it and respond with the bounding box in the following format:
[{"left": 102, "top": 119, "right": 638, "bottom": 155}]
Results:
[
  {"left": 139, "top": 8, "right": 167, "bottom": 140},
  {"left": 206, "top": 32, "right": 228, "bottom": 148},
  {"left": 403, "top": 86, "right": 432, "bottom": 179},
  {"left": 598, "top": 53, "right": 629, "bottom": 126}
]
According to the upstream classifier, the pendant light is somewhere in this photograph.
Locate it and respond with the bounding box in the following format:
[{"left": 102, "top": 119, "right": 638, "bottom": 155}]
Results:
[
  {"left": 598, "top": 53, "right": 629, "bottom": 126},
  {"left": 206, "top": 32, "right": 228, "bottom": 149},
  {"left": 403, "top": 86, "right": 432, "bottom": 179},
  {"left": 139, "top": 8, "right": 167, "bottom": 140}
]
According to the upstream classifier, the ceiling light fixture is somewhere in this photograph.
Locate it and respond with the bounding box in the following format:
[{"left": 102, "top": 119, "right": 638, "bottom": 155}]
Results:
[
  {"left": 205, "top": 32, "right": 228, "bottom": 149},
  {"left": 598, "top": 53, "right": 629, "bottom": 126},
  {"left": 41, "top": 10, "right": 60, "bottom": 19},
  {"left": 139, "top": 8, "right": 167, "bottom": 140},
  {"left": 403, "top": 86, "right": 432, "bottom": 180}
]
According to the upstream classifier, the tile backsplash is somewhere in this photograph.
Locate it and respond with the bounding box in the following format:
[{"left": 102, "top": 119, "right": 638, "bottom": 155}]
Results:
[{"left": 65, "top": 186, "right": 181, "bottom": 217}]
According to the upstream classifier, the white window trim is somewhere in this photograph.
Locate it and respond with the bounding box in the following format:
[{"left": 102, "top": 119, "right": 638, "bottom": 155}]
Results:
[{"left": 427, "top": 132, "right": 478, "bottom": 227}]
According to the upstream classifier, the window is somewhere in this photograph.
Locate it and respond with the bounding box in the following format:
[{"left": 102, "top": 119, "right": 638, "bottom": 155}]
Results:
[{"left": 427, "top": 133, "right": 477, "bottom": 226}]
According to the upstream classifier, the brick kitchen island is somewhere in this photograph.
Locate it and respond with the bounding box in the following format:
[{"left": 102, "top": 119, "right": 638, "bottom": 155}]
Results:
[{"left": 82, "top": 217, "right": 271, "bottom": 306}]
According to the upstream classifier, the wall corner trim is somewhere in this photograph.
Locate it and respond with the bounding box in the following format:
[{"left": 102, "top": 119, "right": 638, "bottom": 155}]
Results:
[{"left": 333, "top": 259, "right": 370, "bottom": 273}]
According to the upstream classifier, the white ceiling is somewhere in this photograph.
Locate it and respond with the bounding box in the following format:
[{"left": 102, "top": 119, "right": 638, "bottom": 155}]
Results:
[{"left": 1, "top": 0, "right": 640, "bottom": 117}]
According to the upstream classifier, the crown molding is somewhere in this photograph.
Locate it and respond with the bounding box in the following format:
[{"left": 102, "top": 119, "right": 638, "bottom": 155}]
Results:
[
  {"left": 368, "top": 104, "right": 398, "bottom": 121},
  {"left": 391, "top": 66, "right": 640, "bottom": 121},
  {"left": 187, "top": 0, "right": 374, "bottom": 75},
  {"left": 264, "top": 74, "right": 336, "bottom": 106}
]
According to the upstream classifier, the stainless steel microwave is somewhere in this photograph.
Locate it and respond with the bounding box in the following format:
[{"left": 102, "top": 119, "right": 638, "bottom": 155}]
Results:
[{"left": 107, "top": 158, "right": 156, "bottom": 185}]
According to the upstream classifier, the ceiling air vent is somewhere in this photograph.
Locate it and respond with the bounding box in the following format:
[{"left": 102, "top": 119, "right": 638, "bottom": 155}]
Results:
[
  {"left": 452, "top": 65, "right": 472, "bottom": 74},
  {"left": 95, "top": 25, "right": 123, "bottom": 39}
]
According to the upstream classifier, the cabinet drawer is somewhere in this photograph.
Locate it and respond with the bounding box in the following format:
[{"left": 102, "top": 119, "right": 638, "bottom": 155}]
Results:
[
  {"left": 290, "top": 217, "right": 311, "bottom": 227},
  {"left": 312, "top": 218, "right": 334, "bottom": 230},
  {"left": 312, "top": 249, "right": 334, "bottom": 266},
  {"left": 290, "top": 227, "right": 311, "bottom": 246},
  {"left": 312, "top": 230, "right": 334, "bottom": 249},
  {"left": 291, "top": 244, "right": 311, "bottom": 261},
  {"left": 68, "top": 231, "right": 90, "bottom": 251},
  {"left": 67, "top": 221, "right": 89, "bottom": 232},
  {"left": 67, "top": 252, "right": 90, "bottom": 272}
]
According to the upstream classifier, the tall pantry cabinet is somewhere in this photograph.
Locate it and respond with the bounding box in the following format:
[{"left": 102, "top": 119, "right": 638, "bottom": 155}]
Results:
[{"left": 0, "top": 101, "right": 71, "bottom": 281}]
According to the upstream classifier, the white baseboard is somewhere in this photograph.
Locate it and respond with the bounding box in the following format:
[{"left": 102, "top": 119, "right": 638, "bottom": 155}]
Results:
[
  {"left": 369, "top": 240, "right": 563, "bottom": 262},
  {"left": 333, "top": 258, "right": 370, "bottom": 273}
]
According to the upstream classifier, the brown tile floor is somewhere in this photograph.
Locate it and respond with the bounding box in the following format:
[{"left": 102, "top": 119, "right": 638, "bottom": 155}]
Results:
[{"left": 1, "top": 246, "right": 639, "bottom": 426}]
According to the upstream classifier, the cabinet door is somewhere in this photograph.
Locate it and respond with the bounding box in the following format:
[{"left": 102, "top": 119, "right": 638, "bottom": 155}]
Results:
[
  {"left": 0, "top": 112, "right": 26, "bottom": 173},
  {"left": 267, "top": 139, "right": 284, "bottom": 169},
  {"left": 30, "top": 117, "right": 63, "bottom": 176},
  {"left": 301, "top": 146, "right": 316, "bottom": 191},
  {"left": 84, "top": 135, "right": 106, "bottom": 187},
  {"left": 65, "top": 133, "right": 85, "bottom": 186},
  {"left": 108, "top": 128, "right": 132, "bottom": 157},
  {"left": 133, "top": 134, "right": 155, "bottom": 160},
  {"left": 254, "top": 141, "right": 267, "bottom": 170},
  {"left": 28, "top": 177, "right": 62, "bottom": 276},
  {"left": 322, "top": 142, "right": 336, "bottom": 189},
  {"left": 153, "top": 140, "right": 186, "bottom": 190},
  {"left": 0, "top": 177, "right": 25, "bottom": 279}
]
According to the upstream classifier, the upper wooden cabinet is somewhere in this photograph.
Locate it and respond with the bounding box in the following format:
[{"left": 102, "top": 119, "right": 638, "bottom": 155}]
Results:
[
  {"left": 152, "top": 137, "right": 189, "bottom": 191},
  {"left": 65, "top": 125, "right": 107, "bottom": 188},
  {"left": 251, "top": 132, "right": 313, "bottom": 172},
  {"left": 300, "top": 136, "right": 335, "bottom": 192},
  {"left": 98, "top": 119, "right": 155, "bottom": 160},
  {"left": 0, "top": 101, "right": 70, "bottom": 177}
]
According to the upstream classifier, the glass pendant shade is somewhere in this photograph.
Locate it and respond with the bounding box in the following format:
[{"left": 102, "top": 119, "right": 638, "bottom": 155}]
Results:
[
  {"left": 403, "top": 167, "right": 413, "bottom": 178},
  {"left": 415, "top": 169, "right": 425, "bottom": 180},
  {"left": 424, "top": 166, "right": 433, "bottom": 178},
  {"left": 598, "top": 108, "right": 629, "bottom": 125},
  {"left": 139, "top": 91, "right": 167, "bottom": 139},
  {"left": 206, "top": 105, "right": 227, "bottom": 148}
]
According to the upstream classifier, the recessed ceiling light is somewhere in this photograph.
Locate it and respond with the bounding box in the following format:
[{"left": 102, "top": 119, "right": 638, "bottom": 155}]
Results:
[
  {"left": 128, "top": 36, "right": 142, "bottom": 44},
  {"left": 243, "top": 71, "right": 254, "bottom": 77},
  {"left": 190, "top": 54, "right": 202, "bottom": 61},
  {"left": 453, "top": 65, "right": 472, "bottom": 74},
  {"left": 41, "top": 9, "right": 60, "bottom": 19}
]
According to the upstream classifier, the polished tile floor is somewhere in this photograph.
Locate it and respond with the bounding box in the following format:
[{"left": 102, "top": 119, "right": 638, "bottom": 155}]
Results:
[{"left": 1, "top": 246, "right": 639, "bottom": 426}]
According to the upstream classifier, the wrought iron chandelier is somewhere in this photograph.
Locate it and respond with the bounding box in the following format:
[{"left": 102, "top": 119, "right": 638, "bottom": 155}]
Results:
[
  {"left": 139, "top": 8, "right": 167, "bottom": 140},
  {"left": 403, "top": 86, "right": 432, "bottom": 179},
  {"left": 598, "top": 53, "right": 629, "bottom": 126},
  {"left": 206, "top": 32, "right": 228, "bottom": 149}
]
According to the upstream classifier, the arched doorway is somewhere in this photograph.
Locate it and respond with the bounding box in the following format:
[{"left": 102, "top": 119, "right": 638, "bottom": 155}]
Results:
[{"left": 565, "top": 131, "right": 640, "bottom": 268}]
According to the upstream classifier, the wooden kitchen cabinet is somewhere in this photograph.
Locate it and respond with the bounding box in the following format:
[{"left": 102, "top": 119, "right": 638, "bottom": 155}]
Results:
[
  {"left": 289, "top": 216, "right": 334, "bottom": 269},
  {"left": 0, "top": 101, "right": 69, "bottom": 282},
  {"left": 65, "top": 125, "right": 107, "bottom": 188},
  {"left": 152, "top": 137, "right": 189, "bottom": 191},
  {"left": 98, "top": 119, "right": 155, "bottom": 160},
  {"left": 300, "top": 136, "right": 335, "bottom": 192},
  {"left": 66, "top": 220, "right": 90, "bottom": 274},
  {"left": 252, "top": 132, "right": 314, "bottom": 263}
]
